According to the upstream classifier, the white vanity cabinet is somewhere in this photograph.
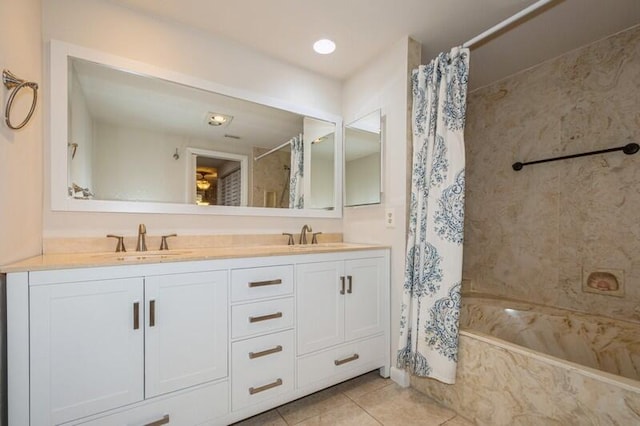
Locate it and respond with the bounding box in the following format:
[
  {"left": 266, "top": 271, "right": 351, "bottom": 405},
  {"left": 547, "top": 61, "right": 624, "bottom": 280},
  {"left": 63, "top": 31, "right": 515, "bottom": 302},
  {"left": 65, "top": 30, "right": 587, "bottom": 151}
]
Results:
[
  {"left": 144, "top": 271, "right": 228, "bottom": 398},
  {"left": 230, "top": 264, "right": 295, "bottom": 412},
  {"left": 6, "top": 247, "right": 389, "bottom": 426},
  {"left": 22, "top": 268, "right": 229, "bottom": 426},
  {"left": 296, "top": 257, "right": 388, "bottom": 389},
  {"left": 29, "top": 277, "right": 145, "bottom": 425}
]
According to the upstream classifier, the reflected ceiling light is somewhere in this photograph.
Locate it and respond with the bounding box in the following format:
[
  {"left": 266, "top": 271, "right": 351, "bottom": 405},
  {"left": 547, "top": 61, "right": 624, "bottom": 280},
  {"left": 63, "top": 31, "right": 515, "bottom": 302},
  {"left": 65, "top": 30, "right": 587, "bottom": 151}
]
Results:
[
  {"left": 207, "top": 112, "right": 233, "bottom": 127},
  {"left": 196, "top": 179, "right": 211, "bottom": 190},
  {"left": 312, "top": 136, "right": 326, "bottom": 144},
  {"left": 313, "top": 39, "right": 336, "bottom": 55}
]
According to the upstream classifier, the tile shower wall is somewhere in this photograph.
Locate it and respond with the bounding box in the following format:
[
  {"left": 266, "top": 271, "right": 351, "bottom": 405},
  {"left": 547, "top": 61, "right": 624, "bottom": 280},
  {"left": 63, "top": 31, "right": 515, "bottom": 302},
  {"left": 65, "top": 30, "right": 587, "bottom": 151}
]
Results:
[
  {"left": 251, "top": 148, "right": 291, "bottom": 208},
  {"left": 463, "top": 25, "right": 640, "bottom": 321}
]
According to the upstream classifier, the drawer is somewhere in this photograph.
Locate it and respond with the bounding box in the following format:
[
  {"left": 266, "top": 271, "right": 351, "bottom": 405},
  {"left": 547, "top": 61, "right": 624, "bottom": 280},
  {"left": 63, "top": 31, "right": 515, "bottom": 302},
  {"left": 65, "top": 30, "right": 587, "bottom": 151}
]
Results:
[
  {"left": 231, "top": 265, "right": 293, "bottom": 302},
  {"left": 232, "top": 297, "right": 294, "bottom": 339},
  {"left": 73, "top": 380, "right": 228, "bottom": 425},
  {"left": 297, "top": 334, "right": 385, "bottom": 389},
  {"left": 231, "top": 330, "right": 294, "bottom": 411}
]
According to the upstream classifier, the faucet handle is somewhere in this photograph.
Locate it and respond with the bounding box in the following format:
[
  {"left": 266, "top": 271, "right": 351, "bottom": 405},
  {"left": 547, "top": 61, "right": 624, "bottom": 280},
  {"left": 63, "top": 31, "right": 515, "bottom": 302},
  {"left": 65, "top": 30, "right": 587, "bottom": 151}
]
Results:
[
  {"left": 159, "top": 234, "right": 177, "bottom": 251},
  {"left": 106, "top": 234, "right": 126, "bottom": 252},
  {"left": 311, "top": 232, "right": 323, "bottom": 244},
  {"left": 282, "top": 233, "right": 294, "bottom": 245}
]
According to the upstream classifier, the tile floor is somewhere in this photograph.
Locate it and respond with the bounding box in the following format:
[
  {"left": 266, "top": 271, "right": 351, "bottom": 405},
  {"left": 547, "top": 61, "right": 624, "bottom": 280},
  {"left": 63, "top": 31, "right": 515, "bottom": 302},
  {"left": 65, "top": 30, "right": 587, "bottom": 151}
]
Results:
[{"left": 233, "top": 371, "right": 474, "bottom": 425}]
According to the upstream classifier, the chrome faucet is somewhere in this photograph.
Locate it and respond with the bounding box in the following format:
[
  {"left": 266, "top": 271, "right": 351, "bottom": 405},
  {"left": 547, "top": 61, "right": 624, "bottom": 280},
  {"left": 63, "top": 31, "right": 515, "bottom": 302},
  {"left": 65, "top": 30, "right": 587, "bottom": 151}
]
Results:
[
  {"left": 299, "top": 224, "right": 312, "bottom": 245},
  {"left": 136, "top": 224, "right": 147, "bottom": 252}
]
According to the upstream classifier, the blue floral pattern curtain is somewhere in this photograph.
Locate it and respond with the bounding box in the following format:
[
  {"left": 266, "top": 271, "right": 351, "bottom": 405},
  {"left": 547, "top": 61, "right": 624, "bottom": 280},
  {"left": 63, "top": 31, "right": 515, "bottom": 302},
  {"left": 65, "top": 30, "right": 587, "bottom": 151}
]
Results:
[
  {"left": 397, "top": 47, "right": 469, "bottom": 384},
  {"left": 289, "top": 134, "right": 304, "bottom": 209}
]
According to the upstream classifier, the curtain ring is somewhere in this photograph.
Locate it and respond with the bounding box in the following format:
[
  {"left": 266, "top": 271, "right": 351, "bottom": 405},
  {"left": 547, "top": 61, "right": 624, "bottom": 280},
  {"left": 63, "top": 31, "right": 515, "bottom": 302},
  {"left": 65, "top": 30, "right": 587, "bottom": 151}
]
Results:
[{"left": 3, "top": 69, "right": 39, "bottom": 130}]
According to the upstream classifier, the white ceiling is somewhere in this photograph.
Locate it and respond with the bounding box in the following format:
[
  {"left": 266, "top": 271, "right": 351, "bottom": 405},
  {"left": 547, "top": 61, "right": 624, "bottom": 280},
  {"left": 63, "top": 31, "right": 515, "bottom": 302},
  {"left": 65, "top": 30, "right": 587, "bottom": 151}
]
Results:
[{"left": 112, "top": 0, "right": 640, "bottom": 88}]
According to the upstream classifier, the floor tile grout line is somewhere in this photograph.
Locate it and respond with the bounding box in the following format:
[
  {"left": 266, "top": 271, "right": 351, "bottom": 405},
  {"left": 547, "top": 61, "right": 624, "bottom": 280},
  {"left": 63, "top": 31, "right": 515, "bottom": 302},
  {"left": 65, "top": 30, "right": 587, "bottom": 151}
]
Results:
[
  {"left": 276, "top": 389, "right": 356, "bottom": 425},
  {"left": 344, "top": 385, "right": 393, "bottom": 425},
  {"left": 437, "top": 413, "right": 459, "bottom": 425}
]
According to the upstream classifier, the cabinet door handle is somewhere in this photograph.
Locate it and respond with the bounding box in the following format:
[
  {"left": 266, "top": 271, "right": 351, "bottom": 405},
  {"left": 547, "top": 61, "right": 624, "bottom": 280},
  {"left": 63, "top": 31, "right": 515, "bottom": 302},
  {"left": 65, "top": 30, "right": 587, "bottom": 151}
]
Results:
[
  {"left": 144, "top": 414, "right": 170, "bottom": 426},
  {"left": 347, "top": 275, "right": 353, "bottom": 294},
  {"left": 149, "top": 300, "right": 156, "bottom": 327},
  {"left": 249, "top": 378, "right": 283, "bottom": 395},
  {"left": 334, "top": 353, "right": 359, "bottom": 366},
  {"left": 249, "top": 345, "right": 283, "bottom": 359},
  {"left": 249, "top": 312, "right": 283, "bottom": 323},
  {"left": 340, "top": 276, "right": 345, "bottom": 295},
  {"left": 133, "top": 302, "right": 140, "bottom": 330},
  {"left": 248, "top": 278, "right": 282, "bottom": 288}
]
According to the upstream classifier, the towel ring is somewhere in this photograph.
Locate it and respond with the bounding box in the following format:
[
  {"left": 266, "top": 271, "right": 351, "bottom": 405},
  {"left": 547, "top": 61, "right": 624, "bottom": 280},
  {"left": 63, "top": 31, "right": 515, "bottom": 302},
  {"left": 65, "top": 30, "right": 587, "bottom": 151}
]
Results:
[{"left": 3, "top": 69, "right": 39, "bottom": 130}]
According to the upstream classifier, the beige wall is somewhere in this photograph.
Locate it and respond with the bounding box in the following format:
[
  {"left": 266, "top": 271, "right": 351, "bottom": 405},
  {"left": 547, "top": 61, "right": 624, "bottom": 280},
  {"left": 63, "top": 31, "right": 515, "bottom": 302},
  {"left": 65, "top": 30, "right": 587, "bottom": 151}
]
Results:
[
  {"left": 41, "top": 0, "right": 343, "bottom": 238},
  {"left": 0, "top": 1, "right": 43, "bottom": 422},
  {"left": 342, "top": 37, "right": 421, "bottom": 366},
  {"left": 0, "top": 0, "right": 43, "bottom": 264},
  {"left": 463, "top": 25, "right": 640, "bottom": 321}
]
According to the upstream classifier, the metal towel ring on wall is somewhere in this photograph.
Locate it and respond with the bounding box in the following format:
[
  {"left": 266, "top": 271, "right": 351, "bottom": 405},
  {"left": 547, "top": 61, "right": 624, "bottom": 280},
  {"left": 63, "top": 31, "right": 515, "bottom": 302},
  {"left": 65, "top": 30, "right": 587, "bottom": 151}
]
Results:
[{"left": 3, "top": 69, "right": 39, "bottom": 130}]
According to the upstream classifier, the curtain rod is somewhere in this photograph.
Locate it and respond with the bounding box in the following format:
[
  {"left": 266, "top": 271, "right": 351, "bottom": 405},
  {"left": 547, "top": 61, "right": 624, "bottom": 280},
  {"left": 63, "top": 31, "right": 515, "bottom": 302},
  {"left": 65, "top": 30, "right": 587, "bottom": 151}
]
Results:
[
  {"left": 254, "top": 139, "right": 292, "bottom": 161},
  {"left": 463, "top": 0, "right": 554, "bottom": 48}
]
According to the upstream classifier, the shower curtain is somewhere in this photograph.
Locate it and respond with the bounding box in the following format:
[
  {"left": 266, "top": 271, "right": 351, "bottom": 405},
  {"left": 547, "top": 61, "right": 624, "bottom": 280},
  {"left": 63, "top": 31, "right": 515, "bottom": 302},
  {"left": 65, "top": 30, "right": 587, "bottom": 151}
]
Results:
[
  {"left": 289, "top": 134, "right": 304, "bottom": 209},
  {"left": 397, "top": 47, "right": 469, "bottom": 384}
]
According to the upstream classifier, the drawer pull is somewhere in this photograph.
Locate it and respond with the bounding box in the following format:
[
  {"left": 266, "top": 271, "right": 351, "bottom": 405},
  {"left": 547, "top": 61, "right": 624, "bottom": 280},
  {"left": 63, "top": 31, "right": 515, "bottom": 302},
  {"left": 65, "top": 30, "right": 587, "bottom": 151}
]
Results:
[
  {"left": 347, "top": 275, "right": 353, "bottom": 294},
  {"left": 340, "top": 276, "right": 345, "bottom": 295},
  {"left": 144, "top": 414, "right": 170, "bottom": 426},
  {"left": 249, "top": 378, "right": 283, "bottom": 395},
  {"left": 149, "top": 299, "right": 156, "bottom": 327},
  {"left": 334, "top": 353, "right": 360, "bottom": 366},
  {"left": 249, "top": 345, "right": 283, "bottom": 359},
  {"left": 248, "top": 278, "right": 282, "bottom": 288},
  {"left": 133, "top": 302, "right": 140, "bottom": 330},
  {"left": 249, "top": 312, "right": 283, "bottom": 323}
]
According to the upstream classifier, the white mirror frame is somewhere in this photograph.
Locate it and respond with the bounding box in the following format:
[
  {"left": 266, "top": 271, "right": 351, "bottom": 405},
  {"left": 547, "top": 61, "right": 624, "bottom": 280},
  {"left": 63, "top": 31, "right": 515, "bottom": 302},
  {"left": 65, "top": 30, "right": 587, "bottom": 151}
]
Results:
[{"left": 49, "top": 40, "right": 343, "bottom": 218}]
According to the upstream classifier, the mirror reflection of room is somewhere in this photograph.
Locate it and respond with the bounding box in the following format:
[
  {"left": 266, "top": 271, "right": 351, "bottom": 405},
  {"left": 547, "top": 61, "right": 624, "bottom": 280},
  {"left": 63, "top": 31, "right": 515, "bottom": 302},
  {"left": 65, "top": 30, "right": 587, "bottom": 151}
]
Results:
[
  {"left": 344, "top": 110, "right": 382, "bottom": 207},
  {"left": 66, "top": 56, "right": 337, "bottom": 211},
  {"left": 194, "top": 156, "right": 244, "bottom": 206}
]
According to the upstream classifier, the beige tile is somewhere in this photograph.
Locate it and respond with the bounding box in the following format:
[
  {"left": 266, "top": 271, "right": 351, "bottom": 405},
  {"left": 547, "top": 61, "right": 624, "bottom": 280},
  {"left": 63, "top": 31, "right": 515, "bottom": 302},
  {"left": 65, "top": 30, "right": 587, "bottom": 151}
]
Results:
[
  {"left": 442, "top": 415, "right": 476, "bottom": 426},
  {"left": 277, "top": 386, "right": 352, "bottom": 424},
  {"left": 295, "top": 400, "right": 381, "bottom": 426},
  {"left": 351, "top": 383, "right": 456, "bottom": 426},
  {"left": 334, "top": 370, "right": 392, "bottom": 400},
  {"left": 231, "top": 409, "right": 287, "bottom": 426}
]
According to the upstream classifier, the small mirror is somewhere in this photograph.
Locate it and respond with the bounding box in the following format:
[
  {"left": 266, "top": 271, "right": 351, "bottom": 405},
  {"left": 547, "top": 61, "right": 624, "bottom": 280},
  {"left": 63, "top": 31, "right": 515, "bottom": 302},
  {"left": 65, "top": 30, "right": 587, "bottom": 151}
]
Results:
[{"left": 344, "top": 110, "right": 382, "bottom": 206}]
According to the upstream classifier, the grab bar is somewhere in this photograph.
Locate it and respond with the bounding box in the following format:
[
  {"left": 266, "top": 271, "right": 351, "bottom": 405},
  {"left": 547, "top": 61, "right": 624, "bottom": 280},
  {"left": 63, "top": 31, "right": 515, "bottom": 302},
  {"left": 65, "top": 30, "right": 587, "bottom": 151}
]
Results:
[{"left": 512, "top": 142, "right": 639, "bottom": 171}]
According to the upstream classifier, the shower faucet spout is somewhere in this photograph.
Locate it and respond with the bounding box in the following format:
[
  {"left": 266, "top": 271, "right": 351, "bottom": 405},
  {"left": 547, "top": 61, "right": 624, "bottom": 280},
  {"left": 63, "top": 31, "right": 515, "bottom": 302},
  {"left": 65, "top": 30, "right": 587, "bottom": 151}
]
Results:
[{"left": 136, "top": 224, "right": 147, "bottom": 252}]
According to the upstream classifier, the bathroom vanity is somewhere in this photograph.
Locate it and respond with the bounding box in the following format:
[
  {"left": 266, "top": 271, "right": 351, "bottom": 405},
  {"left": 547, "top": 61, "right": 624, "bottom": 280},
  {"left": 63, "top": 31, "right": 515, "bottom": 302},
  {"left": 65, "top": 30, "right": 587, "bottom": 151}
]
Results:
[{"left": 4, "top": 244, "right": 390, "bottom": 425}]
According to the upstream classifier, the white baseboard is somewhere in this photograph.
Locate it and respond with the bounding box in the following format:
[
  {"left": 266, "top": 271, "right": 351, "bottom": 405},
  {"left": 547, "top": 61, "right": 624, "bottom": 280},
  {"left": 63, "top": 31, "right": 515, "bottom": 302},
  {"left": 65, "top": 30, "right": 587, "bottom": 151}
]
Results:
[{"left": 390, "top": 366, "right": 410, "bottom": 388}]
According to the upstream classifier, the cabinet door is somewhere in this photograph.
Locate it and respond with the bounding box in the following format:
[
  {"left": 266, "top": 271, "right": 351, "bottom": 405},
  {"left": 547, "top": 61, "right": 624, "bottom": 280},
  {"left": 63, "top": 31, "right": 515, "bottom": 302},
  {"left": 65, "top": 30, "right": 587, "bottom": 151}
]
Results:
[
  {"left": 145, "top": 270, "right": 228, "bottom": 398},
  {"left": 296, "top": 261, "right": 345, "bottom": 355},
  {"left": 344, "top": 257, "right": 386, "bottom": 341},
  {"left": 30, "top": 278, "right": 144, "bottom": 426}
]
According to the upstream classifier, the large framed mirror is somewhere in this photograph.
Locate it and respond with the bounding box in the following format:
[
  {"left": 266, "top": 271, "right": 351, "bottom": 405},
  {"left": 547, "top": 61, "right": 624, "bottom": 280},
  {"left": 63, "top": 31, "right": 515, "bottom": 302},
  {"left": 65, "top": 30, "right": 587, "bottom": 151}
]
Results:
[
  {"left": 344, "top": 110, "right": 382, "bottom": 207},
  {"left": 50, "top": 40, "right": 342, "bottom": 217}
]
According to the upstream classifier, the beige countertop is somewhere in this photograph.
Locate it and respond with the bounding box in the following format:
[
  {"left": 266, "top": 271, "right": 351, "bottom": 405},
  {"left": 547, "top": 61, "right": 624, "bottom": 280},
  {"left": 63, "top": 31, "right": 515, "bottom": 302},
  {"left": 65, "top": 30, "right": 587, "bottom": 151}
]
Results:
[{"left": 1, "top": 243, "right": 389, "bottom": 273}]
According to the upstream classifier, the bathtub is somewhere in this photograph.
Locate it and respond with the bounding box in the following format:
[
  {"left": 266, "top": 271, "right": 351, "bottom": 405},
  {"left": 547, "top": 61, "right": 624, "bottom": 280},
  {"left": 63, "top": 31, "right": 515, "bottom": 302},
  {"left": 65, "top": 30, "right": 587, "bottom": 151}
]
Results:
[{"left": 411, "top": 294, "right": 640, "bottom": 425}]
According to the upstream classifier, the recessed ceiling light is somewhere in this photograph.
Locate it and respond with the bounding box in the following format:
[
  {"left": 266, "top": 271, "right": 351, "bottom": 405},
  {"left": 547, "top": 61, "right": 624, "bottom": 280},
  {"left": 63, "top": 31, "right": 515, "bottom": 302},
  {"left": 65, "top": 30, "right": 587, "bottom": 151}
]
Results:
[
  {"left": 207, "top": 112, "right": 233, "bottom": 127},
  {"left": 313, "top": 39, "right": 336, "bottom": 55}
]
